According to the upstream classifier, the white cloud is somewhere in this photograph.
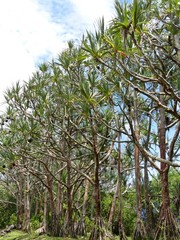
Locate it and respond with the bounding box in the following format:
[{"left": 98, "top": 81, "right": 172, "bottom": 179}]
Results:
[
  {"left": 70, "top": 0, "right": 114, "bottom": 26},
  {"left": 0, "top": 0, "right": 66, "bottom": 105},
  {"left": 0, "top": 0, "right": 113, "bottom": 109}
]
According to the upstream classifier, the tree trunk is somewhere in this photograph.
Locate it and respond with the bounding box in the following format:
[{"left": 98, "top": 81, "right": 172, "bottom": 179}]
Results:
[
  {"left": 155, "top": 86, "right": 180, "bottom": 239},
  {"left": 56, "top": 172, "right": 63, "bottom": 236},
  {"left": 46, "top": 171, "right": 60, "bottom": 237},
  {"left": 42, "top": 188, "right": 48, "bottom": 233},
  {"left": 143, "top": 104, "right": 154, "bottom": 240},
  {"left": 64, "top": 157, "right": 75, "bottom": 238},
  {"left": 89, "top": 113, "right": 104, "bottom": 240},
  {"left": 154, "top": 168, "right": 180, "bottom": 239},
  {"left": 108, "top": 179, "right": 119, "bottom": 231},
  {"left": 89, "top": 152, "right": 104, "bottom": 240},
  {"left": 16, "top": 171, "right": 24, "bottom": 230},
  {"left": 144, "top": 158, "right": 154, "bottom": 240},
  {"left": 22, "top": 172, "right": 31, "bottom": 232},
  {"left": 79, "top": 178, "right": 90, "bottom": 236},
  {"left": 35, "top": 197, "right": 39, "bottom": 216},
  {"left": 133, "top": 90, "right": 146, "bottom": 240},
  {"left": 117, "top": 133, "right": 127, "bottom": 240}
]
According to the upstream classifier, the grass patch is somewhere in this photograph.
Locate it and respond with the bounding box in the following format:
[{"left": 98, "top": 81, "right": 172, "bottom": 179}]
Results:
[
  {"left": 0, "top": 230, "right": 87, "bottom": 240},
  {"left": 0, "top": 231, "right": 27, "bottom": 240},
  {"left": 0, "top": 231, "right": 132, "bottom": 240}
]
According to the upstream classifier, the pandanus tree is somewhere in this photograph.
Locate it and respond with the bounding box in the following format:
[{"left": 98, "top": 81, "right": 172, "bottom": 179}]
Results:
[
  {"left": 0, "top": 82, "right": 39, "bottom": 231},
  {"left": 76, "top": 66, "right": 117, "bottom": 239},
  {"left": 1, "top": 51, "right": 89, "bottom": 237},
  {"left": 1, "top": 40, "right": 118, "bottom": 238},
  {"left": 108, "top": 1, "right": 180, "bottom": 239},
  {"left": 83, "top": 0, "right": 180, "bottom": 239},
  {"left": 54, "top": 41, "right": 117, "bottom": 239},
  {"left": 1, "top": 74, "right": 63, "bottom": 234}
]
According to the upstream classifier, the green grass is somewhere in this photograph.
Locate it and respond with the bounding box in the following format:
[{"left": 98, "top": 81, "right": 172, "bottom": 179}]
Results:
[
  {"left": 0, "top": 230, "right": 82, "bottom": 240},
  {"left": 0, "top": 230, "right": 132, "bottom": 240},
  {"left": 0, "top": 231, "right": 27, "bottom": 240}
]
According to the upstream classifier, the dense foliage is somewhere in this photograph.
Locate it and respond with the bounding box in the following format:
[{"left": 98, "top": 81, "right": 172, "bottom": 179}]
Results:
[{"left": 0, "top": 0, "right": 179, "bottom": 240}]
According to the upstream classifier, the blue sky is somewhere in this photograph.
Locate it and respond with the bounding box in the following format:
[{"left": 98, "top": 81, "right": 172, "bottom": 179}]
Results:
[{"left": 0, "top": 0, "right": 114, "bottom": 109}]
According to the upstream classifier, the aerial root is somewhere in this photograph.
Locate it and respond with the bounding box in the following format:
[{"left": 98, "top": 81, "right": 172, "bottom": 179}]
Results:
[
  {"left": 133, "top": 218, "right": 147, "bottom": 240},
  {"left": 154, "top": 207, "right": 180, "bottom": 240}
]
